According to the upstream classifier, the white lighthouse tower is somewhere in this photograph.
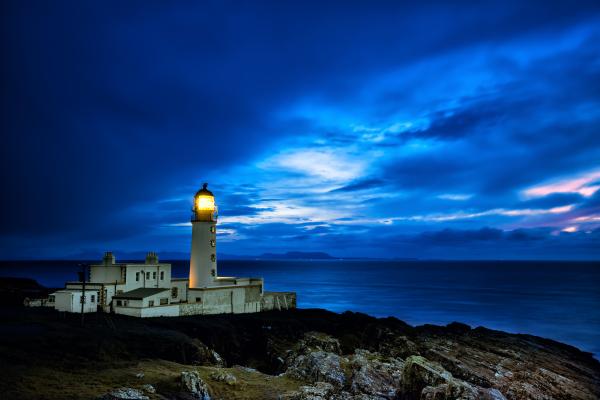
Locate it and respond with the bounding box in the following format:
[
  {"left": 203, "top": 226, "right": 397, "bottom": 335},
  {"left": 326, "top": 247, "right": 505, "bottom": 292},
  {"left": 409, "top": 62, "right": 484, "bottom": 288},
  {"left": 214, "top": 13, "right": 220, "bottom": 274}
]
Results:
[{"left": 189, "top": 183, "right": 218, "bottom": 288}]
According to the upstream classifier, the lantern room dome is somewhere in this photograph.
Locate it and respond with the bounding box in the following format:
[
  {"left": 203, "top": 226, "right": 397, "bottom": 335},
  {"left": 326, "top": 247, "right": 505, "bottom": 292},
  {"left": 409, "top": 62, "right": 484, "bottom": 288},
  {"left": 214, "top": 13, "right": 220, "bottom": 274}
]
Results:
[{"left": 195, "top": 183, "right": 214, "bottom": 198}]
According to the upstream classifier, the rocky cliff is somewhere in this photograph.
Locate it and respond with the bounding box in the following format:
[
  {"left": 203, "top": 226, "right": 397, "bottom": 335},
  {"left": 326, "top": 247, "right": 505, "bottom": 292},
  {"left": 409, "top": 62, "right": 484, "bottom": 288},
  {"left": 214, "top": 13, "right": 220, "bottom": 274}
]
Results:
[{"left": 0, "top": 307, "right": 598, "bottom": 399}]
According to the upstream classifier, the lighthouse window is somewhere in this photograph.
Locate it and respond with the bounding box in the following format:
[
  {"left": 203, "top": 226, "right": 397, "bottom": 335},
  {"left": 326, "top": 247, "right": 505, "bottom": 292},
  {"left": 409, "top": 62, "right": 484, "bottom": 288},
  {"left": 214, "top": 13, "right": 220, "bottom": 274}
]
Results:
[
  {"left": 136, "top": 272, "right": 140, "bottom": 282},
  {"left": 210, "top": 239, "right": 216, "bottom": 247},
  {"left": 171, "top": 287, "right": 178, "bottom": 298},
  {"left": 210, "top": 226, "right": 216, "bottom": 233},
  {"left": 211, "top": 254, "right": 216, "bottom": 262},
  {"left": 211, "top": 269, "right": 216, "bottom": 277}
]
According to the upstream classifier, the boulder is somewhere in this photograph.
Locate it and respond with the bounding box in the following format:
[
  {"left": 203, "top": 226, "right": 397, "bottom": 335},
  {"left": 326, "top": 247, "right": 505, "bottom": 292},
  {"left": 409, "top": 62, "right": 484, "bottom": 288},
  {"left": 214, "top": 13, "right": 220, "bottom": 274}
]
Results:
[
  {"left": 279, "top": 382, "right": 335, "bottom": 400},
  {"left": 210, "top": 349, "right": 226, "bottom": 367},
  {"left": 348, "top": 349, "right": 404, "bottom": 399},
  {"left": 300, "top": 332, "right": 342, "bottom": 355},
  {"left": 141, "top": 384, "right": 155, "bottom": 394},
  {"left": 99, "top": 388, "right": 149, "bottom": 400},
  {"left": 420, "top": 380, "right": 479, "bottom": 400},
  {"left": 209, "top": 369, "right": 237, "bottom": 386},
  {"left": 401, "top": 356, "right": 452, "bottom": 395},
  {"left": 401, "top": 355, "right": 500, "bottom": 400},
  {"left": 286, "top": 351, "right": 346, "bottom": 388},
  {"left": 181, "top": 371, "right": 211, "bottom": 400}
]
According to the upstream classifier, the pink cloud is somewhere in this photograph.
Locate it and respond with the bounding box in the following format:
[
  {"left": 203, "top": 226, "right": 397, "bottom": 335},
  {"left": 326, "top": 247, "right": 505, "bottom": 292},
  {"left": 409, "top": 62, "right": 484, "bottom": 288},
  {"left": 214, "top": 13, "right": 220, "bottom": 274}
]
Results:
[{"left": 523, "top": 170, "right": 600, "bottom": 198}]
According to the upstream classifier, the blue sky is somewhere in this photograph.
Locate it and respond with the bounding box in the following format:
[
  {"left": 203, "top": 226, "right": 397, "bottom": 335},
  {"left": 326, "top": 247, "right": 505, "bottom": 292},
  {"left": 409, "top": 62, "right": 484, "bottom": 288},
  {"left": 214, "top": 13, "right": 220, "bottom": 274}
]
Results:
[{"left": 1, "top": 1, "right": 600, "bottom": 259}]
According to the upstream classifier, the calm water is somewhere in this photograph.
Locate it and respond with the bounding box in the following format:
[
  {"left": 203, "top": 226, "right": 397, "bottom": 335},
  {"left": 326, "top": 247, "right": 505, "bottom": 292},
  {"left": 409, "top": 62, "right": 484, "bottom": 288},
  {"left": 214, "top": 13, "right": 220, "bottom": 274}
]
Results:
[{"left": 1, "top": 260, "right": 599, "bottom": 358}]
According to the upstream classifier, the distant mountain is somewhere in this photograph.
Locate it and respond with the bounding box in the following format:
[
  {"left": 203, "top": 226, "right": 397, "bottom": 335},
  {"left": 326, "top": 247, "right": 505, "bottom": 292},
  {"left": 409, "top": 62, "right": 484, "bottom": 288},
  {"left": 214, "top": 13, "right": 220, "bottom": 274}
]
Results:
[
  {"left": 7, "top": 250, "right": 413, "bottom": 262},
  {"left": 258, "top": 251, "right": 337, "bottom": 260}
]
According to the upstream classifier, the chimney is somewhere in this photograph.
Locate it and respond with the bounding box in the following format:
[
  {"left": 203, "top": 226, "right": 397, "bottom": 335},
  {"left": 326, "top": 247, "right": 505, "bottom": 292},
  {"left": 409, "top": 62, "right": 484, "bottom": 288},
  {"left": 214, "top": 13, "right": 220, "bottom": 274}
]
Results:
[
  {"left": 103, "top": 252, "right": 115, "bottom": 265},
  {"left": 145, "top": 252, "right": 159, "bottom": 264}
]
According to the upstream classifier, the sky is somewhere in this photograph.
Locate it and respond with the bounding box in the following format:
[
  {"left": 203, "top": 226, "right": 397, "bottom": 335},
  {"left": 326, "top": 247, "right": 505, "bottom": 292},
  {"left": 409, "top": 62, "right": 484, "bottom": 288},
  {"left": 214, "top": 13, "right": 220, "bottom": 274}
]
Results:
[{"left": 1, "top": 1, "right": 600, "bottom": 260}]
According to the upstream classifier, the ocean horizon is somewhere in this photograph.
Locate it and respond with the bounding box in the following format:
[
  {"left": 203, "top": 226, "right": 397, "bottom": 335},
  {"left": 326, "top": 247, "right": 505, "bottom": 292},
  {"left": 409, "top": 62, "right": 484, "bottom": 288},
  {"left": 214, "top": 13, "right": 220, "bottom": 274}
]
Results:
[{"left": 1, "top": 259, "right": 599, "bottom": 359}]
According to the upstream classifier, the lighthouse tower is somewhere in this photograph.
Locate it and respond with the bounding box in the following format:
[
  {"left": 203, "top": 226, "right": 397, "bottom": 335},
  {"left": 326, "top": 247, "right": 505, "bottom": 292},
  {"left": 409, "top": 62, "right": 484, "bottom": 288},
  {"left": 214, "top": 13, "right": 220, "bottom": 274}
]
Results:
[{"left": 189, "top": 183, "right": 218, "bottom": 288}]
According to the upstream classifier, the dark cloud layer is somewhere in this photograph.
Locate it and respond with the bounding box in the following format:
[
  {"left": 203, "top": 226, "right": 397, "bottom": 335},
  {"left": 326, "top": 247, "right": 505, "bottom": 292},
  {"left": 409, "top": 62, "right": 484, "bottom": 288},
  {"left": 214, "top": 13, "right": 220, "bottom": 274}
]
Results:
[{"left": 1, "top": 1, "right": 600, "bottom": 259}]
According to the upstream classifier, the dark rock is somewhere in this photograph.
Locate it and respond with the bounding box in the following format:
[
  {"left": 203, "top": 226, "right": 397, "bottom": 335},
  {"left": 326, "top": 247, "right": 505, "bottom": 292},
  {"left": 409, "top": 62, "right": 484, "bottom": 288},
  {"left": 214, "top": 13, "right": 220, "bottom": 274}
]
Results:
[
  {"left": 209, "top": 369, "right": 237, "bottom": 386},
  {"left": 279, "top": 382, "right": 335, "bottom": 399},
  {"left": 285, "top": 350, "right": 347, "bottom": 388},
  {"left": 99, "top": 388, "right": 149, "bottom": 400},
  {"left": 180, "top": 371, "right": 211, "bottom": 400},
  {"left": 348, "top": 349, "right": 403, "bottom": 398}
]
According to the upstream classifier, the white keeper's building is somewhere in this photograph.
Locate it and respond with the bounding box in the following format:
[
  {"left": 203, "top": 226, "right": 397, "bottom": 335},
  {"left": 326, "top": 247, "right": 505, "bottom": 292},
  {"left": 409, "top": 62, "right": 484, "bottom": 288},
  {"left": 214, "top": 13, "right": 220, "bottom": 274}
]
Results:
[{"left": 46, "top": 184, "right": 296, "bottom": 317}]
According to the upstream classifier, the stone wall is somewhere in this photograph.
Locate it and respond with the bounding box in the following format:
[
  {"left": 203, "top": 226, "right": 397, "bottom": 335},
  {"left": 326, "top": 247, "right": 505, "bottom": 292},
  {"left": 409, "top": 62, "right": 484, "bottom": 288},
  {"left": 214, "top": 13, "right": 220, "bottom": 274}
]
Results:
[{"left": 262, "top": 291, "right": 297, "bottom": 311}]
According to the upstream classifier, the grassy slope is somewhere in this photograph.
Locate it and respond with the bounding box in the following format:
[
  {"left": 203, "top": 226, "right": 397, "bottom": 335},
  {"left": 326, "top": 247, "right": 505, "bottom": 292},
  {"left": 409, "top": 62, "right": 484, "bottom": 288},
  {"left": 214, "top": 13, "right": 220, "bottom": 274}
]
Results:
[{"left": 3, "top": 359, "right": 303, "bottom": 400}]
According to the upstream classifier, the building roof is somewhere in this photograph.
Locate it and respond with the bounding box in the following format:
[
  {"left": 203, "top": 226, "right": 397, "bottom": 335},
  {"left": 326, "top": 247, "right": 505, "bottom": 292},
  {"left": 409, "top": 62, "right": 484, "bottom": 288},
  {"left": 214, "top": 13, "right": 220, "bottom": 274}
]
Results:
[{"left": 112, "top": 288, "right": 169, "bottom": 300}]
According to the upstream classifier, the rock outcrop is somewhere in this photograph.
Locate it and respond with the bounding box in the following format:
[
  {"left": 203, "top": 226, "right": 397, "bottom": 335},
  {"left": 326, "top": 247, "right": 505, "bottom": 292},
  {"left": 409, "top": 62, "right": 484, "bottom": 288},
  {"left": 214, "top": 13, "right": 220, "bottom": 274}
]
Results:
[
  {"left": 181, "top": 371, "right": 211, "bottom": 400},
  {"left": 2, "top": 307, "right": 599, "bottom": 400},
  {"left": 284, "top": 332, "right": 347, "bottom": 388},
  {"left": 99, "top": 388, "right": 149, "bottom": 400},
  {"left": 210, "top": 369, "right": 237, "bottom": 386},
  {"left": 280, "top": 331, "right": 589, "bottom": 400},
  {"left": 348, "top": 349, "right": 404, "bottom": 398}
]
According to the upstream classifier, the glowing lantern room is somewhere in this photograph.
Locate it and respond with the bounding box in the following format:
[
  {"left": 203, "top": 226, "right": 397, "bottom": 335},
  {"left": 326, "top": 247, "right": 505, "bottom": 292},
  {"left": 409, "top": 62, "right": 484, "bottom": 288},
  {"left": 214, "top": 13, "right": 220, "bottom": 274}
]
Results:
[{"left": 193, "top": 183, "right": 217, "bottom": 222}]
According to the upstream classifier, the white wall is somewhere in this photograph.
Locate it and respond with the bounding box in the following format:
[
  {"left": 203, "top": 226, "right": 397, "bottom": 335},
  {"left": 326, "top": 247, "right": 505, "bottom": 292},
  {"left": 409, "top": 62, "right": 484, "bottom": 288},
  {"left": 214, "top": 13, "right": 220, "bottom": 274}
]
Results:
[
  {"left": 140, "top": 305, "right": 180, "bottom": 317},
  {"left": 189, "top": 221, "right": 217, "bottom": 288},
  {"left": 123, "top": 264, "right": 171, "bottom": 291},
  {"left": 185, "top": 285, "right": 264, "bottom": 315},
  {"left": 114, "top": 306, "right": 141, "bottom": 317},
  {"left": 170, "top": 279, "right": 188, "bottom": 303},
  {"left": 53, "top": 291, "right": 98, "bottom": 313},
  {"left": 89, "top": 265, "right": 123, "bottom": 284},
  {"left": 141, "top": 290, "right": 170, "bottom": 307}
]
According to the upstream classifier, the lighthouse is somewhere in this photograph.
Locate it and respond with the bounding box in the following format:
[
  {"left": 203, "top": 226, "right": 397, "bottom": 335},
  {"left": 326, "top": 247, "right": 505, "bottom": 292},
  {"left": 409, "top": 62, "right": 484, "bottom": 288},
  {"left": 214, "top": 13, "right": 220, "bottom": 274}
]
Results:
[
  {"left": 42, "top": 181, "right": 296, "bottom": 317},
  {"left": 189, "top": 183, "right": 218, "bottom": 288}
]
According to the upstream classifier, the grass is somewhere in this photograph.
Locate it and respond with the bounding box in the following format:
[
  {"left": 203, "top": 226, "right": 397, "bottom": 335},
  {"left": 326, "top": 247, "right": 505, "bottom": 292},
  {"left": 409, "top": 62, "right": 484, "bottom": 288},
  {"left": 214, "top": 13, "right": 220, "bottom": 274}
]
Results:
[{"left": 1, "top": 359, "right": 304, "bottom": 400}]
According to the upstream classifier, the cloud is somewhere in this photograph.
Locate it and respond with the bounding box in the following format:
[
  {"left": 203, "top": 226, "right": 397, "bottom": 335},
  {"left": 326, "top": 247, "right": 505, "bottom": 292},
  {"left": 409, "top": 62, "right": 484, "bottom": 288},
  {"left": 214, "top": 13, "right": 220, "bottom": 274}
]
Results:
[
  {"left": 437, "top": 194, "right": 473, "bottom": 201},
  {"left": 2, "top": 2, "right": 600, "bottom": 259},
  {"left": 523, "top": 169, "right": 600, "bottom": 198},
  {"left": 329, "top": 179, "right": 385, "bottom": 193}
]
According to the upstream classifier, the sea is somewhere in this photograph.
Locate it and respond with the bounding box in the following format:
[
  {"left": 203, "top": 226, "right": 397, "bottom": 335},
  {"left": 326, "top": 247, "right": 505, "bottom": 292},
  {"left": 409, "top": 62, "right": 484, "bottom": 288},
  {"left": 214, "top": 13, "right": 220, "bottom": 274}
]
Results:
[{"left": 1, "top": 259, "right": 599, "bottom": 358}]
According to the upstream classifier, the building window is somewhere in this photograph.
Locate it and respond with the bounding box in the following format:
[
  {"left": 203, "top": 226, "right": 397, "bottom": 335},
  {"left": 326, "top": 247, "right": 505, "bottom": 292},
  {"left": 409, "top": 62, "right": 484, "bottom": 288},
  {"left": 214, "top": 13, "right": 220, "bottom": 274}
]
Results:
[
  {"left": 211, "top": 269, "right": 216, "bottom": 277},
  {"left": 146, "top": 272, "right": 150, "bottom": 279},
  {"left": 211, "top": 254, "right": 216, "bottom": 262},
  {"left": 210, "top": 226, "right": 216, "bottom": 233},
  {"left": 136, "top": 272, "right": 140, "bottom": 282},
  {"left": 160, "top": 271, "right": 164, "bottom": 280},
  {"left": 116, "top": 300, "right": 122, "bottom": 306},
  {"left": 210, "top": 239, "right": 216, "bottom": 247},
  {"left": 171, "top": 287, "right": 178, "bottom": 298},
  {"left": 160, "top": 298, "right": 168, "bottom": 305},
  {"left": 148, "top": 300, "right": 154, "bottom": 307},
  {"left": 124, "top": 300, "right": 128, "bottom": 306},
  {"left": 91, "top": 295, "right": 95, "bottom": 303},
  {"left": 153, "top": 272, "right": 156, "bottom": 279},
  {"left": 195, "top": 297, "right": 202, "bottom": 303},
  {"left": 49, "top": 295, "right": 55, "bottom": 302}
]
